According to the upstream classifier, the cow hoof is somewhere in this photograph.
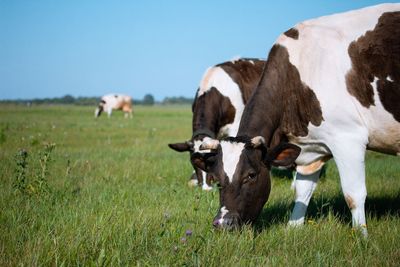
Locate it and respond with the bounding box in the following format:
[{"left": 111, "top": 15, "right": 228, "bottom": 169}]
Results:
[
  {"left": 353, "top": 225, "right": 368, "bottom": 238},
  {"left": 188, "top": 179, "right": 199, "bottom": 187},
  {"left": 202, "top": 184, "right": 213, "bottom": 191},
  {"left": 287, "top": 219, "right": 304, "bottom": 227}
]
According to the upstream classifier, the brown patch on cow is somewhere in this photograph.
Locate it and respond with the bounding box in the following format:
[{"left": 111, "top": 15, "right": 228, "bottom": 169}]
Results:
[
  {"left": 122, "top": 104, "right": 132, "bottom": 113},
  {"left": 344, "top": 194, "right": 356, "bottom": 210},
  {"left": 218, "top": 59, "right": 265, "bottom": 103},
  {"left": 296, "top": 156, "right": 331, "bottom": 175},
  {"left": 284, "top": 28, "right": 299, "bottom": 40},
  {"left": 346, "top": 11, "right": 400, "bottom": 121},
  {"left": 268, "top": 45, "right": 323, "bottom": 137}
]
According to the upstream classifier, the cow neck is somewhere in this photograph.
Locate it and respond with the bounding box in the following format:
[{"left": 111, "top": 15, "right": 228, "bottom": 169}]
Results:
[
  {"left": 236, "top": 81, "right": 282, "bottom": 146},
  {"left": 237, "top": 46, "right": 287, "bottom": 146}
]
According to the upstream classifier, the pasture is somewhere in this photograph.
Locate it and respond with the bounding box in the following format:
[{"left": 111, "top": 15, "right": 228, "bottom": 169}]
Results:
[{"left": 0, "top": 104, "right": 399, "bottom": 266}]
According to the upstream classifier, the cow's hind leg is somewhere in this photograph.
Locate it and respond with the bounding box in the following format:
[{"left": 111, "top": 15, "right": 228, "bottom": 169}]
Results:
[
  {"left": 288, "top": 169, "right": 321, "bottom": 226},
  {"left": 331, "top": 141, "right": 368, "bottom": 236}
]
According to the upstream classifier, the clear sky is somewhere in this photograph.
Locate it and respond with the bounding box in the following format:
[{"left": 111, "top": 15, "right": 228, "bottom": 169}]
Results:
[{"left": 0, "top": 0, "right": 392, "bottom": 101}]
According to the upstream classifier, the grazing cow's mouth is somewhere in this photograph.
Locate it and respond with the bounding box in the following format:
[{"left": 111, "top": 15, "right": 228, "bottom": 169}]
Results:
[{"left": 212, "top": 209, "right": 242, "bottom": 230}]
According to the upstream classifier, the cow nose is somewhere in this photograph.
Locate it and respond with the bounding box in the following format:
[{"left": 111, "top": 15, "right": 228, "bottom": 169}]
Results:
[
  {"left": 213, "top": 215, "right": 240, "bottom": 229},
  {"left": 212, "top": 219, "right": 220, "bottom": 228}
]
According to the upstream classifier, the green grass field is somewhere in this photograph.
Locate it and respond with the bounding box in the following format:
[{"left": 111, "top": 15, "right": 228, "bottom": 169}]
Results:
[{"left": 0, "top": 105, "right": 399, "bottom": 266}]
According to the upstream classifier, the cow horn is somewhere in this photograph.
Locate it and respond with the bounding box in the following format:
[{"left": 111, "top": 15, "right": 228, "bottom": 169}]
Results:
[
  {"left": 199, "top": 137, "right": 220, "bottom": 151},
  {"left": 251, "top": 136, "right": 266, "bottom": 148}
]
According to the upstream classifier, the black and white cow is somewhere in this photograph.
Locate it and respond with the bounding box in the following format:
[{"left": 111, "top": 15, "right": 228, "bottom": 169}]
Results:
[
  {"left": 169, "top": 58, "right": 265, "bottom": 190},
  {"left": 95, "top": 94, "right": 133, "bottom": 118},
  {"left": 193, "top": 4, "right": 400, "bottom": 236}
]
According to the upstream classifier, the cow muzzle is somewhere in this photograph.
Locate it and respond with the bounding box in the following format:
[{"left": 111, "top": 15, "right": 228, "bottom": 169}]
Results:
[{"left": 212, "top": 212, "right": 241, "bottom": 230}]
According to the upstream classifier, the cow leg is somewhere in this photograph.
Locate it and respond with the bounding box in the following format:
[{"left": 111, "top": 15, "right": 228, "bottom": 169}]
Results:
[
  {"left": 332, "top": 143, "right": 368, "bottom": 236},
  {"left": 107, "top": 107, "right": 112, "bottom": 118},
  {"left": 288, "top": 169, "right": 321, "bottom": 226},
  {"left": 188, "top": 171, "right": 199, "bottom": 187},
  {"left": 201, "top": 170, "right": 213, "bottom": 191}
]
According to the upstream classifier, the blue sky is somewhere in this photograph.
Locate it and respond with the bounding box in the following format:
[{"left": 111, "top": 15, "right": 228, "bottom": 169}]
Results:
[{"left": 0, "top": 0, "right": 392, "bottom": 100}]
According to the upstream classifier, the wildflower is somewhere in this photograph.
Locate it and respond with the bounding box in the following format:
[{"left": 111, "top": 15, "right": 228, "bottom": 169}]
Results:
[{"left": 185, "top": 230, "right": 192, "bottom": 236}]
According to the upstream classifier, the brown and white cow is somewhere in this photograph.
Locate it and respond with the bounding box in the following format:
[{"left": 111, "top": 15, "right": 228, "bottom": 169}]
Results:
[
  {"left": 193, "top": 4, "right": 400, "bottom": 236},
  {"left": 168, "top": 58, "right": 265, "bottom": 190},
  {"left": 95, "top": 94, "right": 133, "bottom": 118}
]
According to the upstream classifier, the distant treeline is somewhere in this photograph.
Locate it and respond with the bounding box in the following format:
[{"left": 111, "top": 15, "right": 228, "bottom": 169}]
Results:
[{"left": 0, "top": 94, "right": 194, "bottom": 106}]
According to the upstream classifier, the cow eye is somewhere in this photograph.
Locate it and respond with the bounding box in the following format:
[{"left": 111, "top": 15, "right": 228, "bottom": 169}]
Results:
[{"left": 244, "top": 172, "right": 257, "bottom": 183}]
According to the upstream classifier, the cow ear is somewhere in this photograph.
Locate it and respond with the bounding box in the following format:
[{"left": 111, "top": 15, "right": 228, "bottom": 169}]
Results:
[
  {"left": 168, "top": 141, "right": 193, "bottom": 152},
  {"left": 264, "top": 143, "right": 301, "bottom": 168},
  {"left": 191, "top": 152, "right": 217, "bottom": 172}
]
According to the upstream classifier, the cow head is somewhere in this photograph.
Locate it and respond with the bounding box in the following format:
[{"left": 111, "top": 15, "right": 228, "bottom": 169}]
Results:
[
  {"left": 191, "top": 136, "right": 300, "bottom": 229},
  {"left": 94, "top": 100, "right": 106, "bottom": 118},
  {"left": 168, "top": 136, "right": 216, "bottom": 189}
]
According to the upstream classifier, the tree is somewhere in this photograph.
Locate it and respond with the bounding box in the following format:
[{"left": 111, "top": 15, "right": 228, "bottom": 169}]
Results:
[
  {"left": 60, "top": 94, "right": 75, "bottom": 104},
  {"left": 142, "top": 94, "right": 155, "bottom": 105}
]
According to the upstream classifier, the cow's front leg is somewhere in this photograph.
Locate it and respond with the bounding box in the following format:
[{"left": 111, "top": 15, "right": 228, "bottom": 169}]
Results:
[
  {"left": 332, "top": 142, "right": 368, "bottom": 237},
  {"left": 288, "top": 169, "right": 321, "bottom": 226},
  {"left": 201, "top": 170, "right": 213, "bottom": 191},
  {"left": 107, "top": 107, "right": 113, "bottom": 118}
]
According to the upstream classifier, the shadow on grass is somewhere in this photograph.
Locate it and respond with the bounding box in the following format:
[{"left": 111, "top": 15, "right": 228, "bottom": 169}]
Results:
[{"left": 253, "top": 191, "right": 400, "bottom": 232}]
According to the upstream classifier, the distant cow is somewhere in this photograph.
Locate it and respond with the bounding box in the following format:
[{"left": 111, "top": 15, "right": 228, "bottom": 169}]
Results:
[
  {"left": 95, "top": 94, "right": 133, "bottom": 118},
  {"left": 192, "top": 4, "right": 400, "bottom": 236},
  {"left": 168, "top": 58, "right": 265, "bottom": 190}
]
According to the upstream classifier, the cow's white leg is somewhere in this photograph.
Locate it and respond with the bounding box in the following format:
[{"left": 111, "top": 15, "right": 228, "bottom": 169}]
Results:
[
  {"left": 201, "top": 171, "right": 213, "bottom": 191},
  {"left": 331, "top": 140, "right": 368, "bottom": 236},
  {"left": 288, "top": 169, "right": 321, "bottom": 226},
  {"left": 107, "top": 107, "right": 112, "bottom": 118}
]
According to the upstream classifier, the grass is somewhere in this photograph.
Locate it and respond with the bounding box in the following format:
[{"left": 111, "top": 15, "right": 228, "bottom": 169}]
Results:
[{"left": 0, "top": 104, "right": 399, "bottom": 266}]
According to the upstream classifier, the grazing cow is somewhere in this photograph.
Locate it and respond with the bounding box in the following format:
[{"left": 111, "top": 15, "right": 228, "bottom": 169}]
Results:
[
  {"left": 168, "top": 58, "right": 265, "bottom": 190},
  {"left": 95, "top": 94, "right": 133, "bottom": 118},
  {"left": 192, "top": 4, "right": 400, "bottom": 235}
]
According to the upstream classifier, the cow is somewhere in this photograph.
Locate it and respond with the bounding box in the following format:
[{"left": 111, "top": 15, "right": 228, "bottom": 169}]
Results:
[
  {"left": 191, "top": 3, "right": 400, "bottom": 236},
  {"left": 168, "top": 58, "right": 265, "bottom": 190},
  {"left": 95, "top": 94, "right": 133, "bottom": 118}
]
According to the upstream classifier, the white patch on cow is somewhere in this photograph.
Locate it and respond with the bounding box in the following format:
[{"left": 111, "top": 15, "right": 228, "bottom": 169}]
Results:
[
  {"left": 193, "top": 140, "right": 204, "bottom": 153},
  {"left": 197, "top": 66, "right": 246, "bottom": 137},
  {"left": 387, "top": 76, "right": 394, "bottom": 82},
  {"left": 218, "top": 206, "right": 229, "bottom": 225},
  {"left": 220, "top": 141, "right": 245, "bottom": 183}
]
